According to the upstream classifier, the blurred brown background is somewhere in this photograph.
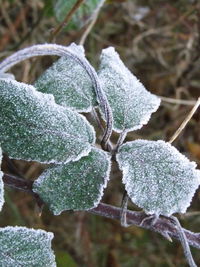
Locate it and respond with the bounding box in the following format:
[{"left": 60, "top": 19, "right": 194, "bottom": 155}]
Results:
[{"left": 0, "top": 0, "right": 200, "bottom": 266}]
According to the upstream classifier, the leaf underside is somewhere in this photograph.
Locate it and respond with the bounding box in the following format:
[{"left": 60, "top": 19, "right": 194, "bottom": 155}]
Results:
[
  {"left": 33, "top": 147, "right": 111, "bottom": 215},
  {"left": 0, "top": 79, "right": 95, "bottom": 164},
  {"left": 98, "top": 47, "right": 160, "bottom": 133},
  {"left": 116, "top": 140, "right": 200, "bottom": 216},
  {"left": 34, "top": 43, "right": 97, "bottom": 112},
  {"left": 54, "top": 0, "right": 100, "bottom": 30},
  {"left": 0, "top": 226, "right": 56, "bottom": 267},
  {"left": 0, "top": 147, "right": 4, "bottom": 212}
]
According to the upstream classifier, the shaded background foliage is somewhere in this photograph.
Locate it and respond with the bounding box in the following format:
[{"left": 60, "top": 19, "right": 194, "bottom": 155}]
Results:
[{"left": 0, "top": 0, "right": 200, "bottom": 266}]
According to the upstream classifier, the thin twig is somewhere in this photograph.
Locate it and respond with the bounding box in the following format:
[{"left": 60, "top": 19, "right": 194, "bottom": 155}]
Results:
[
  {"left": 160, "top": 96, "right": 196, "bottom": 106},
  {"left": 50, "top": 0, "right": 85, "bottom": 41},
  {"left": 169, "top": 97, "right": 200, "bottom": 144},
  {"left": 0, "top": 44, "right": 113, "bottom": 149},
  {"left": 120, "top": 191, "right": 129, "bottom": 227},
  {"left": 79, "top": 0, "right": 106, "bottom": 46},
  {"left": 90, "top": 108, "right": 113, "bottom": 150},
  {"left": 171, "top": 216, "right": 197, "bottom": 267},
  {"left": 115, "top": 131, "right": 127, "bottom": 152},
  {"left": 2, "top": 173, "right": 200, "bottom": 250}
]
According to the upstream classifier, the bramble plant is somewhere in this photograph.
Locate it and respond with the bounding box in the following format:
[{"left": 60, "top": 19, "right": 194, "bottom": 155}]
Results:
[{"left": 0, "top": 43, "right": 200, "bottom": 266}]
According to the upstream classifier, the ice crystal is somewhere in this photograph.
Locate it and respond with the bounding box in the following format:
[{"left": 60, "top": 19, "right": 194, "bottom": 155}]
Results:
[
  {"left": 98, "top": 47, "right": 160, "bottom": 133},
  {"left": 0, "top": 79, "right": 95, "bottom": 164},
  {"left": 33, "top": 147, "right": 111, "bottom": 215},
  {"left": 34, "top": 43, "right": 97, "bottom": 112},
  {"left": 0, "top": 226, "right": 56, "bottom": 267},
  {"left": 0, "top": 147, "right": 4, "bottom": 212},
  {"left": 116, "top": 140, "right": 200, "bottom": 216}
]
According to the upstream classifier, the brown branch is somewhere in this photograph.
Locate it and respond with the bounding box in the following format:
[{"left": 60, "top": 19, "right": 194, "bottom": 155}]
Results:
[
  {"left": 50, "top": 0, "right": 85, "bottom": 41},
  {"left": 0, "top": 5, "right": 30, "bottom": 51},
  {"left": 2, "top": 173, "right": 200, "bottom": 250}
]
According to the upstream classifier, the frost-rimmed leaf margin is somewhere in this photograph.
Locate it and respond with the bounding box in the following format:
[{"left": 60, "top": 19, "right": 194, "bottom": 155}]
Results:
[
  {"left": 34, "top": 43, "right": 97, "bottom": 112},
  {"left": 0, "top": 147, "right": 4, "bottom": 212},
  {"left": 0, "top": 43, "right": 113, "bottom": 150},
  {"left": 0, "top": 226, "right": 56, "bottom": 267},
  {"left": 98, "top": 47, "right": 161, "bottom": 133},
  {"left": 116, "top": 140, "right": 200, "bottom": 216},
  {"left": 33, "top": 147, "right": 111, "bottom": 215},
  {"left": 0, "top": 78, "right": 95, "bottom": 164}
]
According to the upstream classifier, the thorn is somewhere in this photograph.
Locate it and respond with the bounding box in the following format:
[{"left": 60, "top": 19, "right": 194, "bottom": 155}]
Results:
[{"left": 162, "top": 231, "right": 173, "bottom": 242}]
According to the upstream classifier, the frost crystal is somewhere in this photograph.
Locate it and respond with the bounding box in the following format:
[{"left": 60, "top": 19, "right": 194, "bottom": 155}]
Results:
[
  {"left": 0, "top": 147, "right": 4, "bottom": 212},
  {"left": 116, "top": 140, "right": 200, "bottom": 216},
  {"left": 0, "top": 79, "right": 95, "bottom": 164},
  {"left": 33, "top": 147, "right": 111, "bottom": 215},
  {"left": 98, "top": 47, "right": 160, "bottom": 133},
  {"left": 34, "top": 43, "right": 97, "bottom": 112},
  {"left": 0, "top": 226, "right": 56, "bottom": 267}
]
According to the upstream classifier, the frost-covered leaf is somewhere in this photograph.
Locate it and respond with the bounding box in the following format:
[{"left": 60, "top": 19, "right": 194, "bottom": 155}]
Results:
[
  {"left": 0, "top": 226, "right": 56, "bottom": 267},
  {"left": 98, "top": 47, "right": 160, "bottom": 133},
  {"left": 34, "top": 43, "right": 97, "bottom": 112},
  {"left": 0, "top": 147, "right": 4, "bottom": 212},
  {"left": 116, "top": 140, "right": 200, "bottom": 216},
  {"left": 0, "top": 79, "right": 95, "bottom": 163},
  {"left": 0, "top": 72, "right": 15, "bottom": 80},
  {"left": 33, "top": 147, "right": 111, "bottom": 215},
  {"left": 54, "top": 0, "right": 100, "bottom": 30}
]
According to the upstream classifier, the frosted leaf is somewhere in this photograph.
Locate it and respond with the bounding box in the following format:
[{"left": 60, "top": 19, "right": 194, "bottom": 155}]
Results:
[
  {"left": 0, "top": 79, "right": 95, "bottom": 164},
  {"left": 98, "top": 47, "right": 160, "bottom": 133},
  {"left": 34, "top": 43, "right": 97, "bottom": 112},
  {"left": 116, "top": 140, "right": 200, "bottom": 216},
  {"left": 0, "top": 226, "right": 56, "bottom": 267},
  {"left": 0, "top": 72, "right": 15, "bottom": 80},
  {"left": 0, "top": 147, "right": 4, "bottom": 211},
  {"left": 33, "top": 147, "right": 111, "bottom": 215}
]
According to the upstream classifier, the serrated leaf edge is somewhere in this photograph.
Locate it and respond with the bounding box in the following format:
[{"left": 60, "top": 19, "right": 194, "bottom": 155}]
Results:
[
  {"left": 0, "top": 226, "right": 56, "bottom": 267},
  {"left": 85, "top": 148, "right": 111, "bottom": 211},
  {"left": 33, "top": 147, "right": 111, "bottom": 215},
  {"left": 116, "top": 140, "right": 200, "bottom": 216},
  {"left": 98, "top": 47, "right": 161, "bottom": 133},
  {"left": 0, "top": 79, "right": 96, "bottom": 164}
]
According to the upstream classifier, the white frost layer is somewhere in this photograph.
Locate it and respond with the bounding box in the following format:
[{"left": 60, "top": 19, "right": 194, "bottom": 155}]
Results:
[
  {"left": 98, "top": 47, "right": 160, "bottom": 133},
  {"left": 33, "top": 147, "right": 111, "bottom": 215},
  {"left": 0, "top": 147, "right": 4, "bottom": 212},
  {"left": 0, "top": 78, "right": 95, "bottom": 164},
  {"left": 116, "top": 140, "right": 200, "bottom": 216},
  {"left": 0, "top": 226, "right": 56, "bottom": 267}
]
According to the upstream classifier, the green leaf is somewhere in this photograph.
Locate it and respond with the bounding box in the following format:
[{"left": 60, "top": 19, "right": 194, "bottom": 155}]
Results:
[
  {"left": 56, "top": 250, "right": 77, "bottom": 267},
  {"left": 98, "top": 47, "right": 160, "bottom": 133},
  {"left": 0, "top": 226, "right": 56, "bottom": 267},
  {"left": 0, "top": 79, "right": 95, "bottom": 164},
  {"left": 33, "top": 147, "right": 111, "bottom": 215},
  {"left": 34, "top": 43, "right": 97, "bottom": 112},
  {"left": 116, "top": 140, "right": 200, "bottom": 216},
  {"left": 0, "top": 147, "right": 4, "bottom": 212},
  {"left": 54, "top": 0, "right": 100, "bottom": 30}
]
